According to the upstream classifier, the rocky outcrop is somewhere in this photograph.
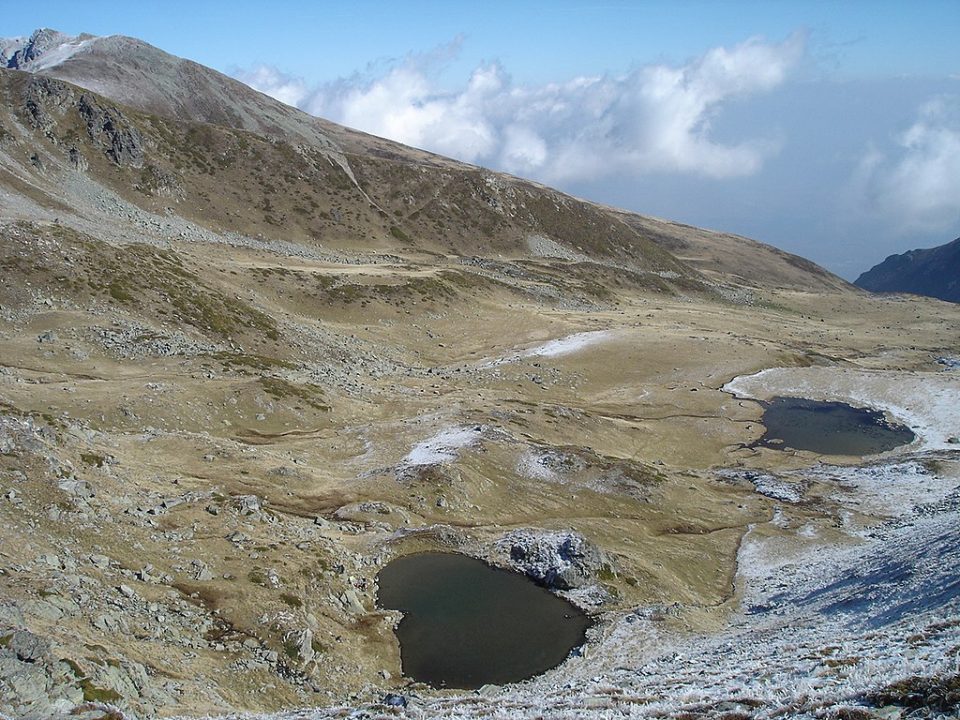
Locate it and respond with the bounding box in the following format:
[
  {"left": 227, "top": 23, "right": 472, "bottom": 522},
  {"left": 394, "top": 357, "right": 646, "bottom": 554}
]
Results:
[
  {"left": 20, "top": 76, "right": 75, "bottom": 138},
  {"left": 15, "top": 75, "right": 143, "bottom": 168},
  {"left": 2, "top": 29, "right": 72, "bottom": 70},
  {"left": 134, "top": 164, "right": 183, "bottom": 199},
  {"left": 0, "top": 623, "right": 172, "bottom": 718},
  {"left": 77, "top": 94, "right": 143, "bottom": 167},
  {"left": 497, "top": 529, "right": 603, "bottom": 590}
]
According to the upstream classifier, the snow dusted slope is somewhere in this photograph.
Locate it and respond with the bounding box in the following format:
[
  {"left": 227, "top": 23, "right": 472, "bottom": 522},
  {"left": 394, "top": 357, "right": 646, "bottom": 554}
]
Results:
[
  {"left": 481, "top": 330, "right": 615, "bottom": 368},
  {"left": 0, "top": 26, "right": 954, "bottom": 720},
  {"left": 177, "top": 372, "right": 960, "bottom": 719},
  {"left": 0, "top": 36, "right": 25, "bottom": 67},
  {"left": 1, "top": 28, "right": 96, "bottom": 72},
  {"left": 1, "top": 28, "right": 350, "bottom": 169}
]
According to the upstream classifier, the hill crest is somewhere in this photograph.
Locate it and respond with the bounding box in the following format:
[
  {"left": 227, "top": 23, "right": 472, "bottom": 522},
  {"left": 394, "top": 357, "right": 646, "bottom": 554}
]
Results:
[{"left": 0, "top": 27, "right": 850, "bottom": 292}]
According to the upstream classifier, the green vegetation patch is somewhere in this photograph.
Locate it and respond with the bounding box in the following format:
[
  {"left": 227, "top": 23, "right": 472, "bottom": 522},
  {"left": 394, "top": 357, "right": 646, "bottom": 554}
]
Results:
[
  {"left": 60, "top": 658, "right": 124, "bottom": 705},
  {"left": 62, "top": 658, "right": 85, "bottom": 678},
  {"left": 280, "top": 592, "right": 303, "bottom": 608},
  {"left": 596, "top": 563, "right": 618, "bottom": 583},
  {"left": 96, "top": 244, "right": 279, "bottom": 341},
  {"left": 80, "top": 453, "right": 107, "bottom": 467},
  {"left": 80, "top": 678, "right": 122, "bottom": 703},
  {"left": 258, "top": 377, "right": 329, "bottom": 411},
  {"left": 247, "top": 568, "right": 270, "bottom": 587},
  {"left": 282, "top": 639, "right": 300, "bottom": 660},
  {"left": 1, "top": 224, "right": 281, "bottom": 342},
  {"left": 389, "top": 225, "right": 412, "bottom": 243}
]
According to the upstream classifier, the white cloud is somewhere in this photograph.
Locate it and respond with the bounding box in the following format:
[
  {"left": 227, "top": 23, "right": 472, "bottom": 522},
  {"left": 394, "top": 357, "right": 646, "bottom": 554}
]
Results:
[
  {"left": 330, "top": 64, "right": 501, "bottom": 163},
  {"left": 233, "top": 33, "right": 805, "bottom": 182},
  {"left": 234, "top": 65, "right": 307, "bottom": 108},
  {"left": 855, "top": 97, "right": 960, "bottom": 233},
  {"left": 500, "top": 124, "right": 548, "bottom": 173}
]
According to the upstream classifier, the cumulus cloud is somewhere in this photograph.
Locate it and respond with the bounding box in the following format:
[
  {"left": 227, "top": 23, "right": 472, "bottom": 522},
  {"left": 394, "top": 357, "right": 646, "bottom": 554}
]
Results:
[
  {"left": 234, "top": 33, "right": 804, "bottom": 182},
  {"left": 326, "top": 64, "right": 502, "bottom": 163},
  {"left": 234, "top": 65, "right": 307, "bottom": 108},
  {"left": 855, "top": 96, "right": 960, "bottom": 233}
]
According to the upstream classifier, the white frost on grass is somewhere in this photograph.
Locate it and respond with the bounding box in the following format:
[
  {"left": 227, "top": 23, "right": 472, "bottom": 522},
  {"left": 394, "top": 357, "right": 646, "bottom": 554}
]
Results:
[
  {"left": 172, "top": 373, "right": 960, "bottom": 720},
  {"left": 516, "top": 449, "right": 561, "bottom": 482},
  {"left": 730, "top": 456, "right": 957, "bottom": 520},
  {"left": 937, "top": 356, "right": 960, "bottom": 370},
  {"left": 810, "top": 458, "right": 956, "bottom": 519},
  {"left": 723, "top": 366, "right": 960, "bottom": 451},
  {"left": 400, "top": 426, "right": 483, "bottom": 467},
  {"left": 193, "top": 499, "right": 960, "bottom": 718},
  {"left": 482, "top": 330, "right": 613, "bottom": 368},
  {"left": 175, "top": 466, "right": 960, "bottom": 719},
  {"left": 717, "top": 469, "right": 808, "bottom": 503}
]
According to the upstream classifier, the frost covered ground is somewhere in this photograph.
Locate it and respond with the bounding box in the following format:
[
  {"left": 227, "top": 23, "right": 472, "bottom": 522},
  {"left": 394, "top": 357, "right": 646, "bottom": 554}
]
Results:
[
  {"left": 185, "top": 369, "right": 960, "bottom": 719},
  {"left": 400, "top": 426, "right": 485, "bottom": 469},
  {"left": 481, "top": 330, "right": 613, "bottom": 367},
  {"left": 184, "top": 460, "right": 960, "bottom": 720}
]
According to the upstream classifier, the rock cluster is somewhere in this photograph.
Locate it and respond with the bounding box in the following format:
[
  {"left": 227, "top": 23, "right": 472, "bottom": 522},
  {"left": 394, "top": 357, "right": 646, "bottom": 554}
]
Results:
[
  {"left": 0, "top": 621, "right": 174, "bottom": 718},
  {"left": 498, "top": 529, "right": 603, "bottom": 590},
  {"left": 2, "top": 29, "right": 75, "bottom": 69},
  {"left": 76, "top": 94, "right": 144, "bottom": 167}
]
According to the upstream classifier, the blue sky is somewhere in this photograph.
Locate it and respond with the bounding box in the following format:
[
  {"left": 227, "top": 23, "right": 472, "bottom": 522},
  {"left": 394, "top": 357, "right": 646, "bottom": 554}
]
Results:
[{"left": 4, "top": 1, "right": 960, "bottom": 278}]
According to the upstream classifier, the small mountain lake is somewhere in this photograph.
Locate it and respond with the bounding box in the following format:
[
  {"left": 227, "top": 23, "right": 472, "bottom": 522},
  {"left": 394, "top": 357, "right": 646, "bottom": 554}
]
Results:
[
  {"left": 376, "top": 552, "right": 591, "bottom": 689},
  {"left": 754, "top": 396, "right": 915, "bottom": 455}
]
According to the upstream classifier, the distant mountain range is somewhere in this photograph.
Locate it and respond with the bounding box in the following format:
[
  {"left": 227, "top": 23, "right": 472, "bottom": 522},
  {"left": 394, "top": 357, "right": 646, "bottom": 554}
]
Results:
[{"left": 855, "top": 237, "right": 960, "bottom": 303}]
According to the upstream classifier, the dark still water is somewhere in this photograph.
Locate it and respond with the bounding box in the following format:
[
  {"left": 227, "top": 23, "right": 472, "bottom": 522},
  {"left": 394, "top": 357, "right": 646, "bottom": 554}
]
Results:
[
  {"left": 376, "top": 552, "right": 591, "bottom": 689},
  {"left": 755, "top": 396, "right": 915, "bottom": 455}
]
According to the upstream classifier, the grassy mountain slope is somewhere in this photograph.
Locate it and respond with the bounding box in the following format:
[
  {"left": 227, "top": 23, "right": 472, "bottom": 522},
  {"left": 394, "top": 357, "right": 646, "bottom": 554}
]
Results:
[{"left": 10, "top": 29, "right": 849, "bottom": 292}]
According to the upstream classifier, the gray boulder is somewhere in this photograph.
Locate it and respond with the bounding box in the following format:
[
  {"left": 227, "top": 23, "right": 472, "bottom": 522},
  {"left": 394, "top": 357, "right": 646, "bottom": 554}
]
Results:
[
  {"left": 499, "top": 529, "right": 602, "bottom": 589},
  {"left": 5, "top": 629, "right": 51, "bottom": 663}
]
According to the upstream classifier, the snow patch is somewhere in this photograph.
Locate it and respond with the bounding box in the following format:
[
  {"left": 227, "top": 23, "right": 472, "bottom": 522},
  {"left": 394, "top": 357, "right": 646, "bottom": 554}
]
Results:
[
  {"left": 526, "top": 330, "right": 612, "bottom": 358},
  {"left": 717, "top": 469, "right": 807, "bottom": 503},
  {"left": 401, "top": 425, "right": 483, "bottom": 468},
  {"left": 483, "top": 330, "right": 613, "bottom": 368},
  {"left": 810, "top": 458, "right": 957, "bottom": 519},
  {"left": 23, "top": 37, "right": 96, "bottom": 72},
  {"left": 516, "top": 449, "right": 561, "bottom": 482}
]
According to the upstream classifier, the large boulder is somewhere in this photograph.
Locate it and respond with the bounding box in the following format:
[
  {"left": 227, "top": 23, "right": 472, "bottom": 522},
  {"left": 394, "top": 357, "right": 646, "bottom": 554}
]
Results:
[{"left": 498, "top": 529, "right": 602, "bottom": 590}]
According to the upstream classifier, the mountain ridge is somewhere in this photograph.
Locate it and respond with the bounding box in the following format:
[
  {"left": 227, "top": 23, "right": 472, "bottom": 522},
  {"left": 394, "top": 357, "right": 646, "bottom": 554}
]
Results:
[
  {"left": 0, "top": 27, "right": 849, "bottom": 292},
  {"left": 855, "top": 236, "right": 960, "bottom": 303}
]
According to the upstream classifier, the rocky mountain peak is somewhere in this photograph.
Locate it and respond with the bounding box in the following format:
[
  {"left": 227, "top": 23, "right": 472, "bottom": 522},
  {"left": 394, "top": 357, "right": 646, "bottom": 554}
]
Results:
[
  {"left": 0, "top": 35, "right": 27, "bottom": 67},
  {"left": 1, "top": 27, "right": 96, "bottom": 71}
]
